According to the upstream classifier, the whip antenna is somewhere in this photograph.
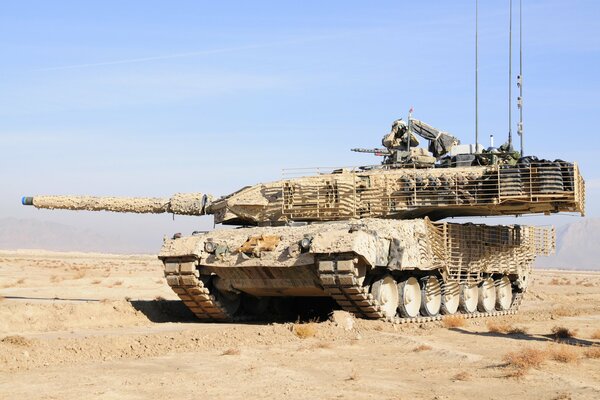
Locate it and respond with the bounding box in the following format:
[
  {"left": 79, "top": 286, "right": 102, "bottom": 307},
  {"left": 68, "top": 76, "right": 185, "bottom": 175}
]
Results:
[
  {"left": 517, "top": 0, "right": 524, "bottom": 155},
  {"left": 475, "top": 0, "right": 479, "bottom": 153},
  {"left": 508, "top": 0, "right": 513, "bottom": 149}
]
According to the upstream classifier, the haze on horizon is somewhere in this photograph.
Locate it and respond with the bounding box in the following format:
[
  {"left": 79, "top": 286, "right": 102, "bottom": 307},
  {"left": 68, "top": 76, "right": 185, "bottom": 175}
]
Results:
[{"left": 1, "top": 1, "right": 598, "bottom": 253}]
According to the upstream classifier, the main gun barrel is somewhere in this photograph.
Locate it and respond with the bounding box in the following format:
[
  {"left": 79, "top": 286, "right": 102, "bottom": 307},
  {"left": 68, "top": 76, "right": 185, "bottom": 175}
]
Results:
[{"left": 21, "top": 193, "right": 212, "bottom": 216}]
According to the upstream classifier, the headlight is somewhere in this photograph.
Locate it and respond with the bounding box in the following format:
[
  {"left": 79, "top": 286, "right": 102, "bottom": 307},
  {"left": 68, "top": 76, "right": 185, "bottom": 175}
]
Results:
[
  {"left": 204, "top": 241, "right": 217, "bottom": 253},
  {"left": 300, "top": 237, "right": 312, "bottom": 251}
]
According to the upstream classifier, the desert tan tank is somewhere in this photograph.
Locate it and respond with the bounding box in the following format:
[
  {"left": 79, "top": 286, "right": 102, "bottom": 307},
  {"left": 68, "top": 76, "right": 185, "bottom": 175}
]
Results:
[{"left": 22, "top": 117, "right": 584, "bottom": 323}]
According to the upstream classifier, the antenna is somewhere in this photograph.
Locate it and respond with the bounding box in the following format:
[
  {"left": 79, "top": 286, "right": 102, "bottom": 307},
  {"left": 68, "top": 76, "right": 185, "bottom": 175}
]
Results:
[
  {"left": 517, "top": 0, "right": 524, "bottom": 155},
  {"left": 407, "top": 107, "right": 413, "bottom": 151},
  {"left": 475, "top": 0, "right": 479, "bottom": 153},
  {"left": 508, "top": 0, "right": 513, "bottom": 149}
]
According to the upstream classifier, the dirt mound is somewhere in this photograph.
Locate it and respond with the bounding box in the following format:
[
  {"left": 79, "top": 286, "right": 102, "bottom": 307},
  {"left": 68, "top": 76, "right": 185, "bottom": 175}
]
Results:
[
  {"left": 1, "top": 335, "right": 33, "bottom": 347},
  {"left": 0, "top": 300, "right": 155, "bottom": 335}
]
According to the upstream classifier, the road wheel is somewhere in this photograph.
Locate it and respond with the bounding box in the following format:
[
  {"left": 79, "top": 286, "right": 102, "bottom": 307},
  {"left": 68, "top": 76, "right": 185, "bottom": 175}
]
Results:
[
  {"left": 371, "top": 275, "right": 399, "bottom": 319},
  {"left": 441, "top": 281, "right": 460, "bottom": 315},
  {"left": 477, "top": 278, "right": 497, "bottom": 313},
  {"left": 495, "top": 276, "right": 513, "bottom": 311},
  {"left": 459, "top": 283, "right": 478, "bottom": 313},
  {"left": 397, "top": 277, "right": 421, "bottom": 318},
  {"left": 420, "top": 276, "right": 442, "bottom": 316}
]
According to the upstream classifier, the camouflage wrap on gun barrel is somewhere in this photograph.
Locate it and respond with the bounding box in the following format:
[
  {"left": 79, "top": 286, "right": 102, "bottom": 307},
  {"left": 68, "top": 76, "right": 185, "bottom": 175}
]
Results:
[{"left": 21, "top": 193, "right": 212, "bottom": 216}]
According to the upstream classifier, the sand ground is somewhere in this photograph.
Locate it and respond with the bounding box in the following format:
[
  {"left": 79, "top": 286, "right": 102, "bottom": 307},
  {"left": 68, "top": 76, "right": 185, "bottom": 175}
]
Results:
[{"left": 0, "top": 249, "right": 599, "bottom": 400}]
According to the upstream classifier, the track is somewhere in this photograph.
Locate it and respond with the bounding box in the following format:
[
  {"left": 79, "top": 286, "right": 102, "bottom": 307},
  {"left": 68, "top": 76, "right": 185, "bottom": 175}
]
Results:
[
  {"left": 163, "top": 257, "right": 524, "bottom": 323},
  {"left": 317, "top": 258, "right": 524, "bottom": 324},
  {"left": 163, "top": 258, "right": 232, "bottom": 321}
]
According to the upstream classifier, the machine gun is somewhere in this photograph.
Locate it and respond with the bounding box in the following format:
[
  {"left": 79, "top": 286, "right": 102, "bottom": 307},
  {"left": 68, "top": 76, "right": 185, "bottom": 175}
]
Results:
[
  {"left": 350, "top": 148, "right": 391, "bottom": 156},
  {"left": 355, "top": 117, "right": 461, "bottom": 167}
]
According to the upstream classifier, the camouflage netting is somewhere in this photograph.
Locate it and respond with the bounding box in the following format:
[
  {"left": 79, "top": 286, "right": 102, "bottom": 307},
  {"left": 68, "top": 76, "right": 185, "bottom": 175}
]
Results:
[
  {"left": 32, "top": 193, "right": 207, "bottom": 215},
  {"left": 167, "top": 193, "right": 207, "bottom": 215}
]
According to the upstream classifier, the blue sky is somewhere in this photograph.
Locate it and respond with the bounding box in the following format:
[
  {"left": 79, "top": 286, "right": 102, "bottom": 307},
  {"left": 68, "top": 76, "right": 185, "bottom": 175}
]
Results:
[{"left": 1, "top": 1, "right": 598, "bottom": 252}]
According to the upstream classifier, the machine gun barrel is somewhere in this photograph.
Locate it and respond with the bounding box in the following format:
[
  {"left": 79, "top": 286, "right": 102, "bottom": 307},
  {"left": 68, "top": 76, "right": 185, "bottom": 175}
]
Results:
[
  {"left": 21, "top": 193, "right": 213, "bottom": 216},
  {"left": 351, "top": 148, "right": 391, "bottom": 156}
]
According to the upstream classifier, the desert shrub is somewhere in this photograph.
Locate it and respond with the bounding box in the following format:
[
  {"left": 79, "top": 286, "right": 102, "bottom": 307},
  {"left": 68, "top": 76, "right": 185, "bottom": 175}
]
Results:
[
  {"left": 442, "top": 315, "right": 466, "bottom": 328},
  {"left": 548, "top": 278, "right": 572, "bottom": 286},
  {"left": 487, "top": 321, "right": 528, "bottom": 335},
  {"left": 590, "top": 329, "right": 600, "bottom": 340},
  {"left": 584, "top": 347, "right": 600, "bottom": 359},
  {"left": 487, "top": 321, "right": 511, "bottom": 333},
  {"left": 293, "top": 322, "right": 317, "bottom": 339},
  {"left": 552, "top": 326, "right": 577, "bottom": 340},
  {"left": 502, "top": 347, "right": 546, "bottom": 377},
  {"left": 413, "top": 344, "right": 432, "bottom": 352},
  {"left": 508, "top": 326, "right": 528, "bottom": 335},
  {"left": 1, "top": 335, "right": 32, "bottom": 347},
  {"left": 549, "top": 345, "right": 579, "bottom": 363}
]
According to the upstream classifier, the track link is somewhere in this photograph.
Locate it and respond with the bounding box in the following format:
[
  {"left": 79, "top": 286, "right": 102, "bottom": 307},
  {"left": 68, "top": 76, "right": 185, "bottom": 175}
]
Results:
[
  {"left": 318, "top": 259, "right": 387, "bottom": 319},
  {"left": 318, "top": 258, "right": 525, "bottom": 324},
  {"left": 163, "top": 258, "right": 233, "bottom": 322}
]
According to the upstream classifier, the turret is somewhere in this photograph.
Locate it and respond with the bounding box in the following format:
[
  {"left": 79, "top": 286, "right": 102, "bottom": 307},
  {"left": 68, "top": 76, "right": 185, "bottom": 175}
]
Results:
[{"left": 22, "top": 119, "right": 585, "bottom": 226}]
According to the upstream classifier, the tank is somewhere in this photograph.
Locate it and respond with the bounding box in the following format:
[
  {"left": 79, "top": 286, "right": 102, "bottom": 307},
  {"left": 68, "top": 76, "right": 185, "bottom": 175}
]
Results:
[{"left": 22, "top": 117, "right": 585, "bottom": 323}]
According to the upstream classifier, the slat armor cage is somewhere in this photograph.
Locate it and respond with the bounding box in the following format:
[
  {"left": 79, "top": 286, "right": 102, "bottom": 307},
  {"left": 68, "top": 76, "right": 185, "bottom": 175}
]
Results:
[
  {"left": 425, "top": 220, "right": 555, "bottom": 285},
  {"left": 282, "top": 163, "right": 585, "bottom": 221}
]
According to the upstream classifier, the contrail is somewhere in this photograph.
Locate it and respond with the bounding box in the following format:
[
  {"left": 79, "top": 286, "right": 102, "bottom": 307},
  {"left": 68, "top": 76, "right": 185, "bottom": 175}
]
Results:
[{"left": 36, "top": 35, "right": 346, "bottom": 72}]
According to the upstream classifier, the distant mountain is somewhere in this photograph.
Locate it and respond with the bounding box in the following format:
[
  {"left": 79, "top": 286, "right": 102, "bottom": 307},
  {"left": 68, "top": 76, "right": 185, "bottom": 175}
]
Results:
[
  {"left": 536, "top": 218, "right": 600, "bottom": 270},
  {"left": 0, "top": 217, "right": 145, "bottom": 254}
]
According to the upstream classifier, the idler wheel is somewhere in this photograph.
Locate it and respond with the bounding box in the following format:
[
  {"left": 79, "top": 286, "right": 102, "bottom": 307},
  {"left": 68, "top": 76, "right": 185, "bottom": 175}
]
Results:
[
  {"left": 495, "top": 276, "right": 513, "bottom": 311},
  {"left": 371, "top": 275, "right": 399, "bottom": 319},
  {"left": 420, "top": 276, "right": 442, "bottom": 317},
  {"left": 477, "top": 278, "right": 497, "bottom": 313},
  {"left": 441, "top": 281, "right": 460, "bottom": 315},
  {"left": 459, "top": 283, "right": 478, "bottom": 313},
  {"left": 397, "top": 277, "right": 421, "bottom": 318}
]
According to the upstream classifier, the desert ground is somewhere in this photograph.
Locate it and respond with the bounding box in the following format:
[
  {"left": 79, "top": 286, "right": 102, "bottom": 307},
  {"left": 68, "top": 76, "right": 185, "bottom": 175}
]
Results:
[{"left": 0, "top": 250, "right": 599, "bottom": 400}]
